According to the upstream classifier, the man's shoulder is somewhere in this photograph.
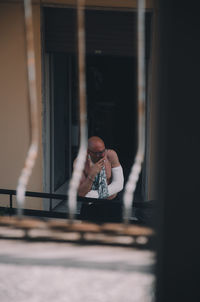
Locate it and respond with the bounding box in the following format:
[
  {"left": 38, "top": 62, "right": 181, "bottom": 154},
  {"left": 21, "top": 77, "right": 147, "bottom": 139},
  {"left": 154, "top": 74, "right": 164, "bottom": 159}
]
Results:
[
  {"left": 106, "top": 149, "right": 120, "bottom": 167},
  {"left": 107, "top": 149, "right": 117, "bottom": 158}
]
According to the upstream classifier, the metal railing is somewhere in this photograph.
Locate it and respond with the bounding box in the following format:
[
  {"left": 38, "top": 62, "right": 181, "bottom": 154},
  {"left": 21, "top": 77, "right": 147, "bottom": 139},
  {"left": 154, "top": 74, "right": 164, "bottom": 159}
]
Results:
[
  {"left": 0, "top": 188, "right": 154, "bottom": 224},
  {"left": 0, "top": 188, "right": 67, "bottom": 211}
]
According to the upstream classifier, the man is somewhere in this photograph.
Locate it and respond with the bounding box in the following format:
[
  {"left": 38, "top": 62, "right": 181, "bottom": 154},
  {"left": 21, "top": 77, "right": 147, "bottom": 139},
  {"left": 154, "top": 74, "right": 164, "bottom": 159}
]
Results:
[{"left": 77, "top": 136, "right": 124, "bottom": 199}]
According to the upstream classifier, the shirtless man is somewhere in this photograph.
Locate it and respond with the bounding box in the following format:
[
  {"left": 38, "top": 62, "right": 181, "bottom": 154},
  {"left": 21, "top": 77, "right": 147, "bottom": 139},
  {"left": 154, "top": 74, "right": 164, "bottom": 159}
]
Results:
[{"left": 77, "top": 136, "right": 124, "bottom": 199}]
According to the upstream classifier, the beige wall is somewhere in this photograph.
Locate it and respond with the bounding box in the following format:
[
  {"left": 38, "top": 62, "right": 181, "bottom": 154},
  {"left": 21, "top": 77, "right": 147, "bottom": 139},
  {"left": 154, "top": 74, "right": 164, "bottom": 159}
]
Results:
[{"left": 0, "top": 2, "right": 43, "bottom": 209}]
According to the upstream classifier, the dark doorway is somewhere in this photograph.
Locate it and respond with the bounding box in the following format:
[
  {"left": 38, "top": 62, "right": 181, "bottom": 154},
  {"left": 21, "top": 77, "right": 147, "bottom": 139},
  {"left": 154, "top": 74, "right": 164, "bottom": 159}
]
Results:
[{"left": 86, "top": 55, "right": 137, "bottom": 184}]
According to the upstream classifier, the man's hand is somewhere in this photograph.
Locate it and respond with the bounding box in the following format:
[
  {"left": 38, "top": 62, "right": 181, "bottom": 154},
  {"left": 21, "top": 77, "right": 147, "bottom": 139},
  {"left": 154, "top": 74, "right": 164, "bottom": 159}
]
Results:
[{"left": 88, "top": 156, "right": 105, "bottom": 179}]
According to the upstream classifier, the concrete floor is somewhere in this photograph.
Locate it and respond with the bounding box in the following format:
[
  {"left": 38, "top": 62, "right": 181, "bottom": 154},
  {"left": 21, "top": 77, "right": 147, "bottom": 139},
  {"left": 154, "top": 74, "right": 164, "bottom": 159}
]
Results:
[{"left": 0, "top": 239, "right": 155, "bottom": 302}]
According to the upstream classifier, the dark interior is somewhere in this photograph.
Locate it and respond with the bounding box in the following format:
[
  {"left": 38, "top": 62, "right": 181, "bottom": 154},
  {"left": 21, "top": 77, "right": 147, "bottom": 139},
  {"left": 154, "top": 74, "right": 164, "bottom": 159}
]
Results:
[{"left": 86, "top": 55, "right": 137, "bottom": 183}]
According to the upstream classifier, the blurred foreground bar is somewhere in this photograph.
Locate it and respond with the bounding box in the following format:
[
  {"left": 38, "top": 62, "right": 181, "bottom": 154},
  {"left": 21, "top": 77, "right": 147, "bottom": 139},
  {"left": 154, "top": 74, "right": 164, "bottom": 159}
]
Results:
[{"left": 155, "top": 0, "right": 200, "bottom": 301}]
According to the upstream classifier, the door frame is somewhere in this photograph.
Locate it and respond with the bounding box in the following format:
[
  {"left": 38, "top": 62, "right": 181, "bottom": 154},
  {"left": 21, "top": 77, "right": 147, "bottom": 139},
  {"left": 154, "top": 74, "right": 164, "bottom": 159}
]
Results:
[{"left": 42, "top": 53, "right": 73, "bottom": 210}]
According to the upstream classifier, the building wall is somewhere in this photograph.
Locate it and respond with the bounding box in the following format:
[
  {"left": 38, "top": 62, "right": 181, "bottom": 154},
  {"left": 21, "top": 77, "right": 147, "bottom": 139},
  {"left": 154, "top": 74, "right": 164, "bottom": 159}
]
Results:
[{"left": 0, "top": 1, "right": 43, "bottom": 209}]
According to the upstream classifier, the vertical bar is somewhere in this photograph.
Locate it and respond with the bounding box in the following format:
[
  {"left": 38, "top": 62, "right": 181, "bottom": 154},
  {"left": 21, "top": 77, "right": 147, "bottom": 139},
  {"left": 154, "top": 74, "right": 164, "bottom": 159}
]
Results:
[
  {"left": 155, "top": 1, "right": 200, "bottom": 301},
  {"left": 123, "top": 0, "right": 146, "bottom": 223},
  {"left": 68, "top": 56, "right": 72, "bottom": 175},
  {"left": 49, "top": 198, "right": 52, "bottom": 212},
  {"left": 10, "top": 194, "right": 13, "bottom": 209},
  {"left": 49, "top": 54, "right": 54, "bottom": 211},
  {"left": 67, "top": 0, "right": 88, "bottom": 221},
  {"left": 16, "top": 0, "right": 39, "bottom": 217}
]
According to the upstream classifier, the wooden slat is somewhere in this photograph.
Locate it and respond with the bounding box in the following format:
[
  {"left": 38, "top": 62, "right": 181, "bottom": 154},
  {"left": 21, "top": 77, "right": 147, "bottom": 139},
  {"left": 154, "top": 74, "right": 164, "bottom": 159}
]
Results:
[
  {"left": 41, "top": 0, "right": 154, "bottom": 10},
  {"left": 0, "top": 216, "right": 154, "bottom": 237}
]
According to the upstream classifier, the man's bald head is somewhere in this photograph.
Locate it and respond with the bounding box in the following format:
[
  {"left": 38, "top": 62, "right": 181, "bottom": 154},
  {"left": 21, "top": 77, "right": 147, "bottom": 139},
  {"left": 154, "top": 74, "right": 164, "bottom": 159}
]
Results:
[
  {"left": 88, "top": 136, "right": 106, "bottom": 161},
  {"left": 88, "top": 136, "right": 105, "bottom": 150}
]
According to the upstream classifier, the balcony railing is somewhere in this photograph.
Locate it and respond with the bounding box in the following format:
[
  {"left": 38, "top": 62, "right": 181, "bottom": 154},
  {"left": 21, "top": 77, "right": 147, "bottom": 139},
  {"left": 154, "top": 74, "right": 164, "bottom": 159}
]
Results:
[{"left": 0, "top": 188, "right": 154, "bottom": 224}]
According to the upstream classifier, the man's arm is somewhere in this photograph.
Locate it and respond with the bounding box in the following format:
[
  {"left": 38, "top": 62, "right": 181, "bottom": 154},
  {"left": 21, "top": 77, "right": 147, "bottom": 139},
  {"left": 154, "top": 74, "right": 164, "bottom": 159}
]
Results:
[
  {"left": 76, "top": 150, "right": 124, "bottom": 199},
  {"left": 75, "top": 157, "right": 105, "bottom": 197},
  {"left": 85, "top": 150, "right": 124, "bottom": 199},
  {"left": 107, "top": 149, "right": 121, "bottom": 168},
  {"left": 77, "top": 173, "right": 95, "bottom": 197},
  {"left": 107, "top": 150, "right": 124, "bottom": 198}
]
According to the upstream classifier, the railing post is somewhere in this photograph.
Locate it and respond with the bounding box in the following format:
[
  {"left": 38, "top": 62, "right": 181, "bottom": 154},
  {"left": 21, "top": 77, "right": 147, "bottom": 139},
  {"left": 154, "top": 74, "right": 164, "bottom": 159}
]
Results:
[
  {"left": 49, "top": 198, "right": 52, "bottom": 212},
  {"left": 10, "top": 194, "right": 13, "bottom": 208}
]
